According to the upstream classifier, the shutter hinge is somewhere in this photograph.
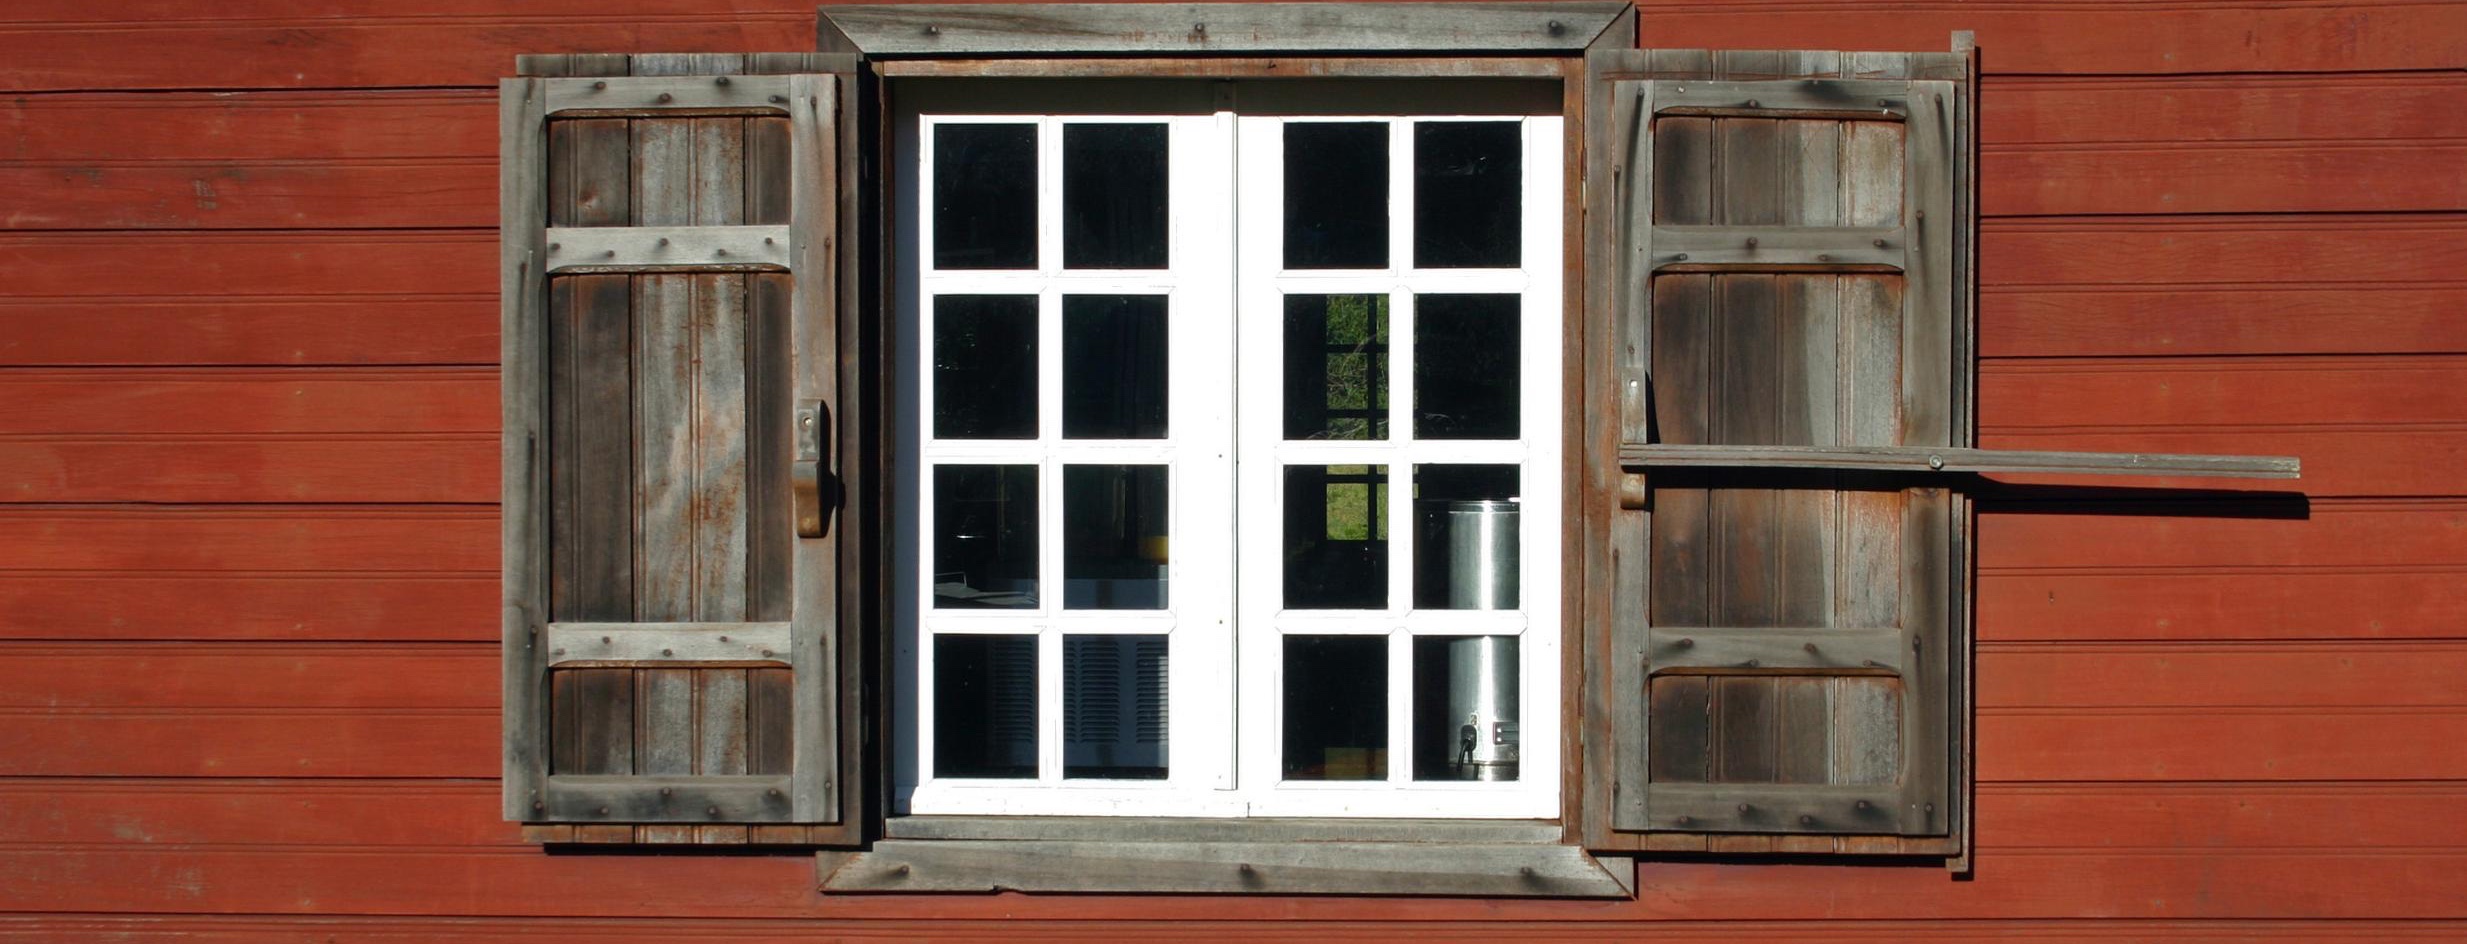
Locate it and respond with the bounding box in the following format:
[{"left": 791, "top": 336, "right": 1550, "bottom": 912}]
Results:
[{"left": 793, "top": 400, "right": 831, "bottom": 538}]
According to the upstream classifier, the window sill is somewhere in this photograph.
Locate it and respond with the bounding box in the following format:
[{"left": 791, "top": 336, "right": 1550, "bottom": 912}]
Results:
[{"left": 820, "top": 816, "right": 1633, "bottom": 897}]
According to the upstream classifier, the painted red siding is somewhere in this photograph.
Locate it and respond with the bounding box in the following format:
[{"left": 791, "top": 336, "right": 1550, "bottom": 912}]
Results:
[{"left": 2, "top": 1, "right": 2462, "bottom": 939}]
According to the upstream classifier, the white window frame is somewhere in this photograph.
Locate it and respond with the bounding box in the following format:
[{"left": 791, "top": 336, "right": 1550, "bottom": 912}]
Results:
[{"left": 893, "top": 86, "right": 1562, "bottom": 820}]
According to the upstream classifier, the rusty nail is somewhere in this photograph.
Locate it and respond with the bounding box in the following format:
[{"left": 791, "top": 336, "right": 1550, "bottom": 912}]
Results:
[
  {"left": 1799, "top": 815, "right": 1814, "bottom": 825},
  {"left": 1916, "top": 209, "right": 1926, "bottom": 220},
  {"left": 601, "top": 636, "right": 611, "bottom": 644},
  {"left": 718, "top": 635, "right": 730, "bottom": 643},
  {"left": 1745, "top": 237, "right": 1759, "bottom": 248},
  {"left": 1193, "top": 22, "right": 1206, "bottom": 33},
  {"left": 895, "top": 864, "right": 912, "bottom": 875},
  {"left": 763, "top": 237, "right": 775, "bottom": 245},
  {"left": 762, "top": 649, "right": 774, "bottom": 657},
  {"left": 1925, "top": 803, "right": 1936, "bottom": 813},
  {"left": 1746, "top": 100, "right": 1761, "bottom": 108},
  {"left": 1737, "top": 803, "right": 1752, "bottom": 813},
  {"left": 1855, "top": 800, "right": 1871, "bottom": 810},
  {"left": 707, "top": 806, "right": 720, "bottom": 816},
  {"left": 603, "top": 250, "right": 616, "bottom": 258},
  {"left": 715, "top": 76, "right": 731, "bottom": 86},
  {"left": 1676, "top": 637, "right": 1694, "bottom": 648},
  {"left": 1520, "top": 865, "right": 1539, "bottom": 877},
  {"left": 591, "top": 81, "right": 607, "bottom": 91},
  {"left": 768, "top": 788, "right": 782, "bottom": 797},
  {"left": 1878, "top": 99, "right": 1891, "bottom": 108},
  {"left": 1873, "top": 238, "right": 1888, "bottom": 248},
  {"left": 1673, "top": 253, "right": 1689, "bottom": 262},
  {"left": 548, "top": 242, "right": 561, "bottom": 251},
  {"left": 1238, "top": 863, "right": 1256, "bottom": 874},
  {"left": 660, "top": 787, "right": 673, "bottom": 796},
  {"left": 769, "top": 95, "right": 786, "bottom": 104},
  {"left": 1546, "top": 20, "right": 1564, "bottom": 35},
  {"left": 715, "top": 248, "right": 729, "bottom": 257},
  {"left": 1743, "top": 659, "right": 1759, "bottom": 668},
  {"left": 657, "top": 237, "right": 670, "bottom": 247},
  {"left": 923, "top": 24, "right": 940, "bottom": 35},
  {"left": 1803, "top": 642, "right": 1818, "bottom": 654},
  {"left": 552, "top": 648, "right": 565, "bottom": 656},
  {"left": 1817, "top": 253, "right": 1832, "bottom": 262},
  {"left": 596, "top": 806, "right": 610, "bottom": 816},
  {"left": 532, "top": 801, "right": 545, "bottom": 811},
  {"left": 657, "top": 93, "right": 673, "bottom": 104},
  {"left": 1676, "top": 816, "right": 1693, "bottom": 826},
  {"left": 662, "top": 648, "right": 674, "bottom": 656},
  {"left": 1862, "top": 659, "right": 1878, "bottom": 668}
]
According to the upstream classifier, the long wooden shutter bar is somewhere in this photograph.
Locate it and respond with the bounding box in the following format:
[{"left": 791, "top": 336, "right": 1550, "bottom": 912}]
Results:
[
  {"left": 1623, "top": 444, "right": 2299, "bottom": 478},
  {"left": 501, "top": 52, "right": 854, "bottom": 840}
]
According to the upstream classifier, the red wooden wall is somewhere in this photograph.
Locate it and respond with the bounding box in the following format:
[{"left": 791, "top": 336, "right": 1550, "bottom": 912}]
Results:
[{"left": 2, "top": 1, "right": 2463, "bottom": 940}]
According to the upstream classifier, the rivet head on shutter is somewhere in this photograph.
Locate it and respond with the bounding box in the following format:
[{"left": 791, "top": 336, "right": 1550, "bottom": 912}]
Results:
[
  {"left": 1673, "top": 253, "right": 1689, "bottom": 262},
  {"left": 768, "top": 788, "right": 782, "bottom": 797},
  {"left": 1873, "top": 238, "right": 1888, "bottom": 248},
  {"left": 1675, "top": 638, "right": 1694, "bottom": 648},
  {"left": 769, "top": 95, "right": 786, "bottom": 104},
  {"left": 718, "top": 635, "right": 729, "bottom": 643},
  {"left": 1737, "top": 803, "right": 1752, "bottom": 813},
  {"left": 707, "top": 807, "right": 720, "bottom": 816},
  {"left": 714, "top": 76, "right": 730, "bottom": 86},
  {"left": 1799, "top": 815, "right": 1814, "bottom": 826},
  {"left": 591, "top": 81, "right": 607, "bottom": 91},
  {"left": 662, "top": 648, "right": 674, "bottom": 657},
  {"left": 1855, "top": 800, "right": 1872, "bottom": 811},
  {"left": 660, "top": 787, "right": 672, "bottom": 797},
  {"left": 596, "top": 806, "right": 610, "bottom": 816},
  {"left": 1816, "top": 253, "right": 1832, "bottom": 262},
  {"left": 1676, "top": 816, "right": 1693, "bottom": 826},
  {"left": 656, "top": 93, "right": 673, "bottom": 104},
  {"left": 1546, "top": 20, "right": 1564, "bottom": 35},
  {"left": 1744, "top": 237, "right": 1758, "bottom": 248},
  {"left": 922, "top": 24, "right": 940, "bottom": 35},
  {"left": 1745, "top": 99, "right": 1760, "bottom": 108}
]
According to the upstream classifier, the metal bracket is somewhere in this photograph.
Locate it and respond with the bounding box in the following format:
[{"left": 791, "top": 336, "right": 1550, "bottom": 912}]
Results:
[{"left": 793, "top": 400, "right": 830, "bottom": 538}]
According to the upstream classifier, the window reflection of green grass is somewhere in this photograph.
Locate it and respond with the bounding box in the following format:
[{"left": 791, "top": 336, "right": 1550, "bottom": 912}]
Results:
[
  {"left": 1323, "top": 464, "right": 1388, "bottom": 542},
  {"left": 1319, "top": 295, "right": 1388, "bottom": 440}
]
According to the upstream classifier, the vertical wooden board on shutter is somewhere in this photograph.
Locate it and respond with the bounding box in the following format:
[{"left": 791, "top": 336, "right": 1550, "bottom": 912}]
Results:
[{"left": 502, "top": 52, "right": 859, "bottom": 836}]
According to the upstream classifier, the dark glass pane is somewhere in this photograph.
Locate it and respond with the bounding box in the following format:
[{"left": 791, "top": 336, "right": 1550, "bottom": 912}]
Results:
[
  {"left": 1063, "top": 464, "right": 1169, "bottom": 610},
  {"left": 1283, "top": 294, "right": 1389, "bottom": 441},
  {"left": 1413, "top": 464, "right": 1520, "bottom": 610},
  {"left": 933, "top": 634, "right": 1038, "bottom": 778},
  {"left": 1412, "top": 636, "right": 1520, "bottom": 781},
  {"left": 1413, "top": 294, "right": 1520, "bottom": 439},
  {"left": 1413, "top": 121, "right": 1522, "bottom": 268},
  {"left": 932, "top": 465, "right": 1038, "bottom": 608},
  {"left": 1063, "top": 295, "right": 1168, "bottom": 439},
  {"left": 1283, "top": 122, "right": 1389, "bottom": 269},
  {"left": 1283, "top": 464, "right": 1388, "bottom": 610},
  {"left": 1065, "top": 634, "right": 1169, "bottom": 779},
  {"left": 1064, "top": 123, "right": 1169, "bottom": 269},
  {"left": 933, "top": 123, "right": 1037, "bottom": 269},
  {"left": 933, "top": 294, "right": 1038, "bottom": 439},
  {"left": 1282, "top": 635, "right": 1388, "bottom": 781}
]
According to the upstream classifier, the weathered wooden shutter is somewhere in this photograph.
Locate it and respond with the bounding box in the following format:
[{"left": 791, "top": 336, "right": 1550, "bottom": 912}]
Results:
[
  {"left": 500, "top": 53, "right": 859, "bottom": 842},
  {"left": 1590, "top": 44, "right": 2293, "bottom": 855},
  {"left": 1600, "top": 47, "right": 1969, "bottom": 846}
]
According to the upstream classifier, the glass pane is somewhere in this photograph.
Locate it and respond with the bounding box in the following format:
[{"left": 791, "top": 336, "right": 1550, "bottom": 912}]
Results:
[
  {"left": 932, "top": 465, "right": 1038, "bottom": 608},
  {"left": 933, "top": 634, "right": 1038, "bottom": 778},
  {"left": 1284, "top": 464, "right": 1388, "bottom": 610},
  {"left": 1413, "top": 294, "right": 1520, "bottom": 440},
  {"left": 1283, "top": 122, "right": 1389, "bottom": 269},
  {"left": 932, "top": 123, "right": 1037, "bottom": 270},
  {"left": 1413, "top": 121, "right": 1522, "bottom": 268},
  {"left": 933, "top": 294, "right": 1038, "bottom": 440},
  {"left": 1283, "top": 294, "right": 1389, "bottom": 441},
  {"left": 1413, "top": 464, "right": 1520, "bottom": 610},
  {"left": 1063, "top": 295, "right": 1168, "bottom": 439},
  {"left": 1412, "top": 636, "right": 1520, "bottom": 781},
  {"left": 1282, "top": 635, "right": 1388, "bottom": 781},
  {"left": 1063, "top": 464, "right": 1169, "bottom": 610},
  {"left": 1065, "top": 634, "right": 1169, "bottom": 779},
  {"left": 1064, "top": 123, "right": 1169, "bottom": 269}
]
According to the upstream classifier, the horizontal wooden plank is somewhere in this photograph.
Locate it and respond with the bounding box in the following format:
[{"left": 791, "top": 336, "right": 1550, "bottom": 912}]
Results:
[
  {"left": 1985, "top": 74, "right": 2467, "bottom": 148},
  {"left": 0, "top": 708, "right": 494, "bottom": 777},
  {"left": 5, "top": 917, "right": 2466, "bottom": 944},
  {"left": 0, "top": 159, "right": 488, "bottom": 230},
  {"left": 542, "top": 74, "right": 796, "bottom": 114},
  {"left": 545, "top": 225, "right": 792, "bottom": 272},
  {"left": 14, "top": 780, "right": 2467, "bottom": 853},
  {"left": 1979, "top": 642, "right": 2467, "bottom": 709},
  {"left": 1650, "top": 225, "right": 1904, "bottom": 270},
  {"left": 0, "top": 368, "right": 496, "bottom": 435},
  {"left": 1633, "top": 2, "right": 2467, "bottom": 75},
  {"left": 545, "top": 622, "right": 793, "bottom": 666},
  {"left": 1623, "top": 444, "right": 2299, "bottom": 478},
  {"left": 1980, "top": 570, "right": 2467, "bottom": 645},
  {"left": 3, "top": 846, "right": 2464, "bottom": 920},
  {"left": 1985, "top": 141, "right": 2467, "bottom": 217},
  {"left": 0, "top": 296, "right": 496, "bottom": 367},
  {"left": 1980, "top": 708, "right": 2467, "bottom": 782},
  {"left": 1978, "top": 427, "right": 2467, "bottom": 498},
  {"left": 1650, "top": 79, "right": 1915, "bottom": 119},
  {"left": 0, "top": 644, "right": 495, "bottom": 709},
  {"left": 0, "top": 506, "right": 495, "bottom": 573},
  {"left": 1985, "top": 216, "right": 2467, "bottom": 289},
  {"left": 1978, "top": 501, "right": 2467, "bottom": 573},
  {"left": 1980, "top": 356, "right": 2467, "bottom": 430},
  {"left": 2, "top": 90, "right": 494, "bottom": 162},
  {"left": 1981, "top": 285, "right": 2467, "bottom": 358},
  {"left": 821, "top": 3, "right": 1629, "bottom": 56},
  {"left": 825, "top": 839, "right": 1629, "bottom": 897},
  {"left": 0, "top": 573, "right": 493, "bottom": 642},
  {"left": 0, "top": 434, "right": 495, "bottom": 504}
]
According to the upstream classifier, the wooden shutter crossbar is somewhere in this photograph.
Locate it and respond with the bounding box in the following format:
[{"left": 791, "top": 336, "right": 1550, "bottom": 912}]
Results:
[
  {"left": 544, "top": 75, "right": 796, "bottom": 115},
  {"left": 1650, "top": 225, "right": 1904, "bottom": 271},
  {"left": 544, "top": 622, "right": 795, "bottom": 667},
  {"left": 541, "top": 774, "right": 794, "bottom": 821},
  {"left": 1652, "top": 79, "right": 1913, "bottom": 120},
  {"left": 1647, "top": 626, "right": 1904, "bottom": 674},
  {"left": 1647, "top": 782, "right": 1912, "bottom": 835},
  {"left": 544, "top": 225, "right": 793, "bottom": 273},
  {"left": 1620, "top": 443, "right": 2301, "bottom": 479}
]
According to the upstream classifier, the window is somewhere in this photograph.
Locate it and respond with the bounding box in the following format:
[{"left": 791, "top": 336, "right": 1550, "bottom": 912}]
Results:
[
  {"left": 892, "top": 85, "right": 1564, "bottom": 819},
  {"left": 496, "top": 1, "right": 2288, "bottom": 897}
]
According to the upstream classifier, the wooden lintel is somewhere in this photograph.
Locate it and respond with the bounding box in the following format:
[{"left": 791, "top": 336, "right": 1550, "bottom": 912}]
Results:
[
  {"left": 1620, "top": 444, "right": 2301, "bottom": 479},
  {"left": 874, "top": 56, "right": 1569, "bottom": 79},
  {"left": 820, "top": 840, "right": 1633, "bottom": 898},
  {"left": 822, "top": 3, "right": 1633, "bottom": 57}
]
